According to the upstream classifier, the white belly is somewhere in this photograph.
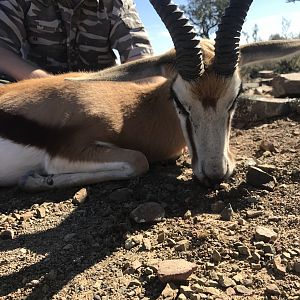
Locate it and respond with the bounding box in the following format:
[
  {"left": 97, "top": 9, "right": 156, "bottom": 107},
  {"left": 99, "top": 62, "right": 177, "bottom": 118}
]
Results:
[{"left": 0, "top": 138, "right": 45, "bottom": 186}]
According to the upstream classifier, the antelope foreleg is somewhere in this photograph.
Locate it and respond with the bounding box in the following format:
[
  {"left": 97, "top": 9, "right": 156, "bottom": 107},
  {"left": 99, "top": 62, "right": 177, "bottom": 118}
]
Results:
[{"left": 18, "top": 146, "right": 149, "bottom": 191}]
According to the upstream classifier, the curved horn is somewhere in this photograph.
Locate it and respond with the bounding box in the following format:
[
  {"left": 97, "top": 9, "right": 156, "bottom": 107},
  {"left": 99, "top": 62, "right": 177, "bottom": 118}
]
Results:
[
  {"left": 149, "top": 0, "right": 204, "bottom": 81},
  {"left": 214, "top": 0, "right": 253, "bottom": 76}
]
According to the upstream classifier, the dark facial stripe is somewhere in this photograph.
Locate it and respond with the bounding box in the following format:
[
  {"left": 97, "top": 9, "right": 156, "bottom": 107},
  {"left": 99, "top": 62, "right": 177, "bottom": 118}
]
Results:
[
  {"left": 171, "top": 88, "right": 198, "bottom": 166},
  {"left": 0, "top": 109, "right": 70, "bottom": 155}
]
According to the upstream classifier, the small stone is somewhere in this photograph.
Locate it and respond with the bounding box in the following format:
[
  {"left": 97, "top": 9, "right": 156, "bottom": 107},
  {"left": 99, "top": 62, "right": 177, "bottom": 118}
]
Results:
[
  {"left": 219, "top": 182, "right": 230, "bottom": 190},
  {"left": 237, "top": 245, "right": 251, "bottom": 257},
  {"left": 157, "top": 259, "right": 197, "bottom": 283},
  {"left": 29, "top": 279, "right": 40, "bottom": 286},
  {"left": 63, "top": 244, "right": 73, "bottom": 251},
  {"left": 273, "top": 256, "right": 286, "bottom": 274},
  {"left": 143, "top": 238, "right": 152, "bottom": 250},
  {"left": 175, "top": 240, "right": 190, "bottom": 251},
  {"left": 246, "top": 166, "right": 276, "bottom": 190},
  {"left": 130, "top": 202, "right": 165, "bottom": 223},
  {"left": 211, "top": 200, "right": 226, "bottom": 213},
  {"left": 259, "top": 140, "right": 276, "bottom": 152},
  {"left": 246, "top": 210, "right": 263, "bottom": 218},
  {"left": 294, "top": 260, "right": 300, "bottom": 273},
  {"left": 36, "top": 207, "right": 46, "bottom": 218},
  {"left": 124, "top": 238, "right": 137, "bottom": 250},
  {"left": 157, "top": 230, "right": 167, "bottom": 243},
  {"left": 265, "top": 283, "right": 281, "bottom": 296},
  {"left": 0, "top": 229, "right": 14, "bottom": 240},
  {"left": 180, "top": 286, "right": 193, "bottom": 297},
  {"left": 20, "top": 212, "right": 34, "bottom": 221},
  {"left": 263, "top": 244, "right": 276, "bottom": 254},
  {"left": 72, "top": 188, "right": 88, "bottom": 205},
  {"left": 238, "top": 218, "right": 246, "bottom": 225},
  {"left": 220, "top": 204, "right": 234, "bottom": 221},
  {"left": 226, "top": 287, "right": 236, "bottom": 296},
  {"left": 166, "top": 238, "right": 176, "bottom": 246},
  {"left": 235, "top": 285, "right": 252, "bottom": 295},
  {"left": 109, "top": 188, "right": 132, "bottom": 201},
  {"left": 255, "top": 226, "right": 277, "bottom": 242},
  {"left": 177, "top": 294, "right": 187, "bottom": 300},
  {"left": 183, "top": 210, "right": 192, "bottom": 220},
  {"left": 218, "top": 275, "right": 236, "bottom": 288},
  {"left": 206, "top": 262, "right": 215, "bottom": 270},
  {"left": 282, "top": 252, "right": 291, "bottom": 259},
  {"left": 160, "top": 283, "right": 178, "bottom": 299},
  {"left": 252, "top": 251, "right": 261, "bottom": 262},
  {"left": 211, "top": 249, "right": 222, "bottom": 264},
  {"left": 63, "top": 233, "right": 76, "bottom": 242},
  {"left": 251, "top": 263, "right": 262, "bottom": 270}
]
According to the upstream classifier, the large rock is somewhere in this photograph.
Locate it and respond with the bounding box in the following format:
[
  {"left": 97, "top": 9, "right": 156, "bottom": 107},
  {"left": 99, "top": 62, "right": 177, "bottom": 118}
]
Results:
[
  {"left": 233, "top": 95, "right": 296, "bottom": 127},
  {"left": 272, "top": 73, "right": 300, "bottom": 98},
  {"left": 157, "top": 259, "right": 197, "bottom": 283}
]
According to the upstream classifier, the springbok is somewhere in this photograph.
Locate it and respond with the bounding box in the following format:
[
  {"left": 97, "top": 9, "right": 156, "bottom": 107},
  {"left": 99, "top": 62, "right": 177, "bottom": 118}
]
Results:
[{"left": 0, "top": 0, "right": 257, "bottom": 191}]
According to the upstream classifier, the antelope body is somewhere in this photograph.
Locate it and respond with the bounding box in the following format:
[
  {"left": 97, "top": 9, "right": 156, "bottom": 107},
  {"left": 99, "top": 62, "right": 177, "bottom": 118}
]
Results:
[{"left": 1, "top": 0, "right": 294, "bottom": 191}]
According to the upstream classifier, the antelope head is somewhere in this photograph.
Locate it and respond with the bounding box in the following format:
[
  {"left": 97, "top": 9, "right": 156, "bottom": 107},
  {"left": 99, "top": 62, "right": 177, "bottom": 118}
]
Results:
[{"left": 150, "top": 0, "right": 253, "bottom": 185}]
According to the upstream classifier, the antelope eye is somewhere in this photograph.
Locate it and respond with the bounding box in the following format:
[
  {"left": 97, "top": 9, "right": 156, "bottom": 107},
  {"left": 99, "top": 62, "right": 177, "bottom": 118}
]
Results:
[{"left": 171, "top": 90, "right": 189, "bottom": 117}]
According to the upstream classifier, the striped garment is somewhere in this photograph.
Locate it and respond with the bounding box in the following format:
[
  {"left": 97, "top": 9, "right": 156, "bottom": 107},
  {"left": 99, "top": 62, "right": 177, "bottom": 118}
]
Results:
[{"left": 0, "top": 0, "right": 153, "bottom": 73}]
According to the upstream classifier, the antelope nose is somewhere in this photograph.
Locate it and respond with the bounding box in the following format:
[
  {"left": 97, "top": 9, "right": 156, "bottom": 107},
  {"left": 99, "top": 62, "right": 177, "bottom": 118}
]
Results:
[{"left": 202, "top": 161, "right": 228, "bottom": 185}]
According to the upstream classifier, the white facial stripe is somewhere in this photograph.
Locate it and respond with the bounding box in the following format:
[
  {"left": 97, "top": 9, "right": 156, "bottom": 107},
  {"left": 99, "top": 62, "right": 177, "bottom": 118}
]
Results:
[
  {"left": 171, "top": 72, "right": 241, "bottom": 182},
  {"left": 0, "top": 138, "right": 45, "bottom": 186}
]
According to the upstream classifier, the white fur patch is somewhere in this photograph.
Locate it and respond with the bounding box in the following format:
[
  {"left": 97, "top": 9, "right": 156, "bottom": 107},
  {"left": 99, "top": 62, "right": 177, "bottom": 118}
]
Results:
[
  {"left": 0, "top": 138, "right": 45, "bottom": 186},
  {"left": 45, "top": 156, "right": 133, "bottom": 176}
]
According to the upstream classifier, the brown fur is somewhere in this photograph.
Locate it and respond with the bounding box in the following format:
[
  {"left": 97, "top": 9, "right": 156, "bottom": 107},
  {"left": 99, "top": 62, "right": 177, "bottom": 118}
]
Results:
[{"left": 0, "top": 75, "right": 185, "bottom": 163}]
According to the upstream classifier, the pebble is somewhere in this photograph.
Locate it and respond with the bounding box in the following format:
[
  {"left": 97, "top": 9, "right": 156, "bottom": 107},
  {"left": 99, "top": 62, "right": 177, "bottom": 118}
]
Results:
[
  {"left": 157, "top": 230, "right": 167, "bottom": 243},
  {"left": 246, "top": 210, "right": 263, "bottom": 218},
  {"left": 218, "top": 275, "right": 236, "bottom": 288},
  {"left": 226, "top": 287, "right": 236, "bottom": 296},
  {"left": 220, "top": 204, "right": 234, "bottom": 221},
  {"left": 20, "top": 212, "right": 34, "bottom": 221},
  {"left": 157, "top": 259, "right": 197, "bottom": 283},
  {"left": 255, "top": 226, "right": 277, "bottom": 242},
  {"left": 124, "top": 238, "right": 137, "bottom": 250},
  {"left": 211, "top": 249, "right": 222, "bottom": 264},
  {"left": 246, "top": 166, "right": 276, "bottom": 190},
  {"left": 143, "top": 238, "right": 152, "bottom": 250},
  {"left": 175, "top": 240, "right": 190, "bottom": 251},
  {"left": 252, "top": 251, "right": 261, "bottom": 262},
  {"left": 265, "top": 283, "right": 281, "bottom": 296},
  {"left": 251, "top": 263, "right": 262, "bottom": 270},
  {"left": 183, "top": 210, "right": 192, "bottom": 219},
  {"left": 211, "top": 200, "right": 226, "bottom": 213},
  {"left": 72, "top": 188, "right": 88, "bottom": 205},
  {"left": 160, "top": 283, "right": 178, "bottom": 299},
  {"left": 109, "top": 188, "right": 132, "bottom": 201},
  {"left": 272, "top": 255, "right": 286, "bottom": 275},
  {"left": 0, "top": 229, "right": 14, "bottom": 240},
  {"left": 36, "top": 207, "right": 46, "bottom": 218},
  {"left": 237, "top": 245, "right": 251, "bottom": 257},
  {"left": 177, "top": 294, "right": 187, "bottom": 300},
  {"left": 259, "top": 140, "right": 276, "bottom": 152},
  {"left": 235, "top": 285, "right": 253, "bottom": 295},
  {"left": 238, "top": 218, "right": 246, "bottom": 225},
  {"left": 130, "top": 202, "right": 165, "bottom": 223},
  {"left": 294, "top": 260, "right": 300, "bottom": 273},
  {"left": 263, "top": 244, "right": 276, "bottom": 254}
]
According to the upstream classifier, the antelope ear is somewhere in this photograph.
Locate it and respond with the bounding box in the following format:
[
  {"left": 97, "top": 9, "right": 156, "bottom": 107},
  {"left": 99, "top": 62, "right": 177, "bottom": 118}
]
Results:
[
  {"left": 213, "top": 0, "right": 253, "bottom": 76},
  {"left": 149, "top": 0, "right": 204, "bottom": 81}
]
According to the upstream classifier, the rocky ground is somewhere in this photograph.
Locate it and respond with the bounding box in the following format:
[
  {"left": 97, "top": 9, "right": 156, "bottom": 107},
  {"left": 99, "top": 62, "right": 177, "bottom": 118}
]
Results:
[{"left": 0, "top": 106, "right": 299, "bottom": 299}]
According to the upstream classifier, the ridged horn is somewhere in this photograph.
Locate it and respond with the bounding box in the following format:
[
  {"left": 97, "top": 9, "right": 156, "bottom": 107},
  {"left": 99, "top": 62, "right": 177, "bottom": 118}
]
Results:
[
  {"left": 149, "top": 0, "right": 204, "bottom": 81},
  {"left": 214, "top": 0, "right": 253, "bottom": 76}
]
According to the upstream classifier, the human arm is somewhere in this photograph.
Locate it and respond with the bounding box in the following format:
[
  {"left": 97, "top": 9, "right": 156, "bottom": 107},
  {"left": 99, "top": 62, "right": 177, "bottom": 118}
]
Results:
[
  {"left": 0, "top": 0, "right": 50, "bottom": 80},
  {"left": 0, "top": 47, "right": 50, "bottom": 80},
  {"left": 107, "top": 0, "right": 153, "bottom": 63}
]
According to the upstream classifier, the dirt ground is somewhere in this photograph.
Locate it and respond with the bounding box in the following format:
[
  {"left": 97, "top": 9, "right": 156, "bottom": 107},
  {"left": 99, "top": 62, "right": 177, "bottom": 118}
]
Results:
[{"left": 0, "top": 109, "right": 299, "bottom": 299}]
